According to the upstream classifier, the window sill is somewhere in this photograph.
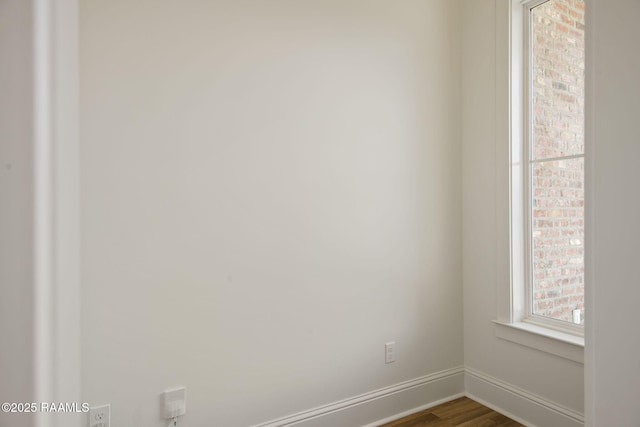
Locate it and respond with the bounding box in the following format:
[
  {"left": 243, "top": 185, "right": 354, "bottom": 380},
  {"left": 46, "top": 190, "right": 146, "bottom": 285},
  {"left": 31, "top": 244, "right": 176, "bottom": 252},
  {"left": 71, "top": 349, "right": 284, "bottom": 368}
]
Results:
[{"left": 493, "top": 320, "right": 584, "bottom": 364}]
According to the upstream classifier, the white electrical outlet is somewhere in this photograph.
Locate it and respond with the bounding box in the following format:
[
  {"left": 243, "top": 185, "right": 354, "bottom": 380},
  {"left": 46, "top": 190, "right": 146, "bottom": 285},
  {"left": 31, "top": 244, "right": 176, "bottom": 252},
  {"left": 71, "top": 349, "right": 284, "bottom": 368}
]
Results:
[
  {"left": 385, "top": 341, "right": 396, "bottom": 364},
  {"left": 89, "top": 404, "right": 110, "bottom": 427}
]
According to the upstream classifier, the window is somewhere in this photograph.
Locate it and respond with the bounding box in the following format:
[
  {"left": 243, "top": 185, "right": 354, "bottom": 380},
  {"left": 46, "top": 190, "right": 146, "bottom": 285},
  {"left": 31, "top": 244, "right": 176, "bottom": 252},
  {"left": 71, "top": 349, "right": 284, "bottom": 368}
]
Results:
[
  {"left": 521, "top": 0, "right": 585, "bottom": 332},
  {"left": 493, "top": 0, "right": 585, "bottom": 360}
]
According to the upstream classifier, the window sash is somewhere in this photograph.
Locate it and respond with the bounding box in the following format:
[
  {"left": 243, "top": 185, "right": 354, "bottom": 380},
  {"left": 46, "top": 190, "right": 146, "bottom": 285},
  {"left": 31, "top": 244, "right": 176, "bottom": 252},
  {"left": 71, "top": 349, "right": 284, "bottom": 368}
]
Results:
[{"left": 520, "top": 0, "right": 584, "bottom": 336}]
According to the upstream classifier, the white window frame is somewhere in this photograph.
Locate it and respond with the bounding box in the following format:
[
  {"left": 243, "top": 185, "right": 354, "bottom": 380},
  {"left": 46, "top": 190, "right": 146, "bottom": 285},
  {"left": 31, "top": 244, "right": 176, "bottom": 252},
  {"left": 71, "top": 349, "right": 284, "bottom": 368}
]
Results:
[
  {"left": 522, "top": 0, "right": 585, "bottom": 336},
  {"left": 493, "top": 0, "right": 585, "bottom": 362}
]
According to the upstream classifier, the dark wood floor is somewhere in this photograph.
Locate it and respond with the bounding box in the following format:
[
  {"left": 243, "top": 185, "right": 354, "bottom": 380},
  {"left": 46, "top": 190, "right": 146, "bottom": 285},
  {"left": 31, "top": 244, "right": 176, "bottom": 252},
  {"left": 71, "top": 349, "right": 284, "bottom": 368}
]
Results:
[{"left": 379, "top": 397, "right": 524, "bottom": 427}]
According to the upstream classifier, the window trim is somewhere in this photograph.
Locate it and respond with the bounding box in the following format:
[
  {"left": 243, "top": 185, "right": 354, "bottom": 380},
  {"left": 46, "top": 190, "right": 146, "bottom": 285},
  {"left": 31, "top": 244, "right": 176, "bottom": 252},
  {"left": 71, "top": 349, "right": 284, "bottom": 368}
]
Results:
[
  {"left": 493, "top": 320, "right": 584, "bottom": 363},
  {"left": 494, "top": 0, "right": 585, "bottom": 359}
]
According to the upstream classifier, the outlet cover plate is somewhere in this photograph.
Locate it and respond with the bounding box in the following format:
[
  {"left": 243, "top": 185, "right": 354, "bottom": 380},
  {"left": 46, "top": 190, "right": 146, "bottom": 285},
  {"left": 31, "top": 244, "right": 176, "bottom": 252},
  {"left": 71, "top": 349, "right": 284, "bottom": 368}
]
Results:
[
  {"left": 385, "top": 341, "right": 396, "bottom": 364},
  {"left": 89, "top": 404, "right": 110, "bottom": 427}
]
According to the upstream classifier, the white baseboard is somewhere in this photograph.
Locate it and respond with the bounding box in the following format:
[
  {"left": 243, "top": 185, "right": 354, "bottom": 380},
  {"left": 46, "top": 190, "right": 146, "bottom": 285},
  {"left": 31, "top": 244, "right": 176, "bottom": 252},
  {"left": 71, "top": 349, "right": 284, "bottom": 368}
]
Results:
[
  {"left": 465, "top": 367, "right": 584, "bottom": 427},
  {"left": 251, "top": 366, "right": 584, "bottom": 427},
  {"left": 251, "top": 366, "right": 464, "bottom": 427}
]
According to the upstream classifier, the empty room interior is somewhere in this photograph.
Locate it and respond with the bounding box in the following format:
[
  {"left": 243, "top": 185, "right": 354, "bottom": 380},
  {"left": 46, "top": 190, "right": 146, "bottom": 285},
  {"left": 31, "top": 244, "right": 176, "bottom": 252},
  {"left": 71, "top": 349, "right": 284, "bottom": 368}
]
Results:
[{"left": 1, "top": 0, "right": 639, "bottom": 426}]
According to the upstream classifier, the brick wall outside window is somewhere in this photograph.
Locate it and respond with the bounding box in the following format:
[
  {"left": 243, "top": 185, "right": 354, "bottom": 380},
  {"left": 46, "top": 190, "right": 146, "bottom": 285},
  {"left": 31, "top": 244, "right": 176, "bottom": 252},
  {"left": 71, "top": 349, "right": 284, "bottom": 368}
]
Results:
[{"left": 531, "top": 0, "right": 585, "bottom": 323}]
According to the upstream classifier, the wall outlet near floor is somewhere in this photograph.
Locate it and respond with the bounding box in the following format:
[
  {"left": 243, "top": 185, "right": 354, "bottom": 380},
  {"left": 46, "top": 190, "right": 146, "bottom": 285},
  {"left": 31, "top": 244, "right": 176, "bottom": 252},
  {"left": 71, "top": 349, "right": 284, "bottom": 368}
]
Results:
[
  {"left": 89, "top": 404, "right": 110, "bottom": 427},
  {"left": 163, "top": 387, "right": 187, "bottom": 419},
  {"left": 385, "top": 341, "right": 396, "bottom": 364}
]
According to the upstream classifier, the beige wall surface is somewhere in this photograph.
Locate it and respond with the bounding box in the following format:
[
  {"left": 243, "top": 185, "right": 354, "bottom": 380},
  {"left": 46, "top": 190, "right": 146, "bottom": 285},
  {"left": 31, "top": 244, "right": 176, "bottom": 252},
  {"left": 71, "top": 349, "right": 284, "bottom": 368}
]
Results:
[
  {"left": 586, "top": 0, "right": 640, "bottom": 425},
  {"left": 0, "top": 2, "right": 35, "bottom": 426},
  {"left": 79, "top": 1, "right": 463, "bottom": 425}
]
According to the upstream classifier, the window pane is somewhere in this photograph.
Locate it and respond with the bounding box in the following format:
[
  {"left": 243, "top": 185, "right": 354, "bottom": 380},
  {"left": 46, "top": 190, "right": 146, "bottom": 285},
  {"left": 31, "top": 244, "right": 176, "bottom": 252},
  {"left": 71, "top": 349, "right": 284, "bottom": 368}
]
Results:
[
  {"left": 531, "top": 0, "right": 585, "bottom": 161},
  {"left": 531, "top": 158, "right": 584, "bottom": 323}
]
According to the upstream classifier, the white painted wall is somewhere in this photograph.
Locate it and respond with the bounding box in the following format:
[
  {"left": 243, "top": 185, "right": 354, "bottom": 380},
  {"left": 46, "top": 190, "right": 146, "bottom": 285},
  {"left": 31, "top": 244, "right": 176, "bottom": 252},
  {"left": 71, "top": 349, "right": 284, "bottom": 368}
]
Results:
[
  {"left": 0, "top": 2, "right": 36, "bottom": 426},
  {"left": 16, "top": 0, "right": 635, "bottom": 424},
  {"left": 461, "top": 0, "right": 584, "bottom": 425},
  {"left": 586, "top": 0, "right": 640, "bottom": 425},
  {"left": 79, "top": 1, "right": 462, "bottom": 426}
]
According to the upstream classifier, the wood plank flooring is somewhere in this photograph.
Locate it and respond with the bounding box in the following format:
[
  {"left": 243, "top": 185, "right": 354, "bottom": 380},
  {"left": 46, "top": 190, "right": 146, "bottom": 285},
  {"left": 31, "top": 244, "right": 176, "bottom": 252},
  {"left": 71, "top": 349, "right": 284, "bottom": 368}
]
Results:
[{"left": 379, "top": 397, "right": 524, "bottom": 427}]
